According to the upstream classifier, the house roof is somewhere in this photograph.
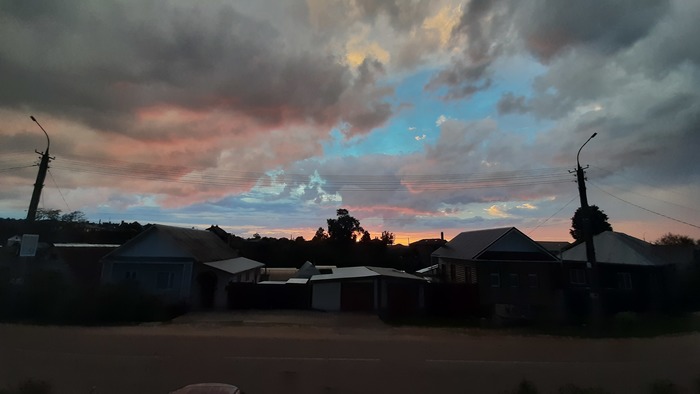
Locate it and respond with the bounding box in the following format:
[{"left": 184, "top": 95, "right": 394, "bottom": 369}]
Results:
[
  {"left": 432, "top": 227, "right": 557, "bottom": 261},
  {"left": 104, "top": 224, "right": 237, "bottom": 263},
  {"left": 156, "top": 225, "right": 237, "bottom": 262},
  {"left": 432, "top": 227, "right": 513, "bottom": 260},
  {"left": 309, "top": 266, "right": 426, "bottom": 282},
  {"left": 562, "top": 231, "right": 694, "bottom": 266},
  {"left": 295, "top": 261, "right": 321, "bottom": 278},
  {"left": 204, "top": 257, "right": 265, "bottom": 275}
]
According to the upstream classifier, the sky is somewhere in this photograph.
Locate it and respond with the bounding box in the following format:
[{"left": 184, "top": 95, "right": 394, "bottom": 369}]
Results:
[{"left": 1, "top": 0, "right": 699, "bottom": 245}]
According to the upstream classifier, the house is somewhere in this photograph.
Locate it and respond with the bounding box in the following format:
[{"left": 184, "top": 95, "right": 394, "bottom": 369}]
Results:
[
  {"left": 561, "top": 231, "right": 695, "bottom": 315},
  {"left": 431, "top": 227, "right": 562, "bottom": 320},
  {"left": 101, "top": 224, "right": 264, "bottom": 309},
  {"left": 309, "top": 266, "right": 427, "bottom": 316}
]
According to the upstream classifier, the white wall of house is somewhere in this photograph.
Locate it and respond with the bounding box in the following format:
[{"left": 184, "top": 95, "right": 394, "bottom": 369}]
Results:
[{"left": 312, "top": 282, "right": 341, "bottom": 311}]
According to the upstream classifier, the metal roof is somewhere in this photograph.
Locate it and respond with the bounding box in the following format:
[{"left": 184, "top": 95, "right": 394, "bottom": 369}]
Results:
[
  {"left": 156, "top": 225, "right": 238, "bottom": 262},
  {"left": 431, "top": 227, "right": 514, "bottom": 260},
  {"left": 309, "top": 266, "right": 426, "bottom": 282},
  {"left": 295, "top": 261, "right": 321, "bottom": 278},
  {"left": 286, "top": 278, "right": 309, "bottom": 284},
  {"left": 367, "top": 266, "right": 427, "bottom": 280},
  {"left": 562, "top": 231, "right": 694, "bottom": 266},
  {"left": 310, "top": 266, "right": 377, "bottom": 281},
  {"left": 204, "top": 257, "right": 265, "bottom": 275}
]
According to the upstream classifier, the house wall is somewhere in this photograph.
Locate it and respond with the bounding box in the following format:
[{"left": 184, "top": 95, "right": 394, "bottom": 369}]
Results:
[
  {"left": 562, "top": 262, "right": 667, "bottom": 315},
  {"left": 312, "top": 282, "right": 341, "bottom": 311},
  {"left": 476, "top": 261, "right": 558, "bottom": 309},
  {"left": 103, "top": 260, "right": 193, "bottom": 301}
]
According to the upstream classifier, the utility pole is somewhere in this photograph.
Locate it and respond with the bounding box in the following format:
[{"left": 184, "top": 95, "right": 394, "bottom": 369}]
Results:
[
  {"left": 26, "top": 116, "right": 53, "bottom": 222},
  {"left": 573, "top": 132, "right": 602, "bottom": 331}
]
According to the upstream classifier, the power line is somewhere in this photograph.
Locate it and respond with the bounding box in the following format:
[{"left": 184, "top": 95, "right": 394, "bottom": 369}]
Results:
[
  {"left": 48, "top": 169, "right": 71, "bottom": 212},
  {"left": 527, "top": 194, "right": 578, "bottom": 236},
  {"left": 590, "top": 182, "right": 700, "bottom": 230}
]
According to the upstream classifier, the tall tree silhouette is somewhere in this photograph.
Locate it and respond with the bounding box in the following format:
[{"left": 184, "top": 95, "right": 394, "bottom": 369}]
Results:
[
  {"left": 327, "top": 208, "right": 364, "bottom": 243},
  {"left": 570, "top": 205, "right": 612, "bottom": 241}
]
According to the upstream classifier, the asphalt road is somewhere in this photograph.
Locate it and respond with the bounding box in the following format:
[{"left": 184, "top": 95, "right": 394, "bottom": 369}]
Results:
[{"left": 1, "top": 322, "right": 699, "bottom": 394}]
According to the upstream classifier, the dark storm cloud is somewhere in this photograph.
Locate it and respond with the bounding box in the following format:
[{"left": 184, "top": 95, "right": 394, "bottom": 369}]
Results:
[
  {"left": 516, "top": 0, "right": 670, "bottom": 61},
  {"left": 428, "top": 0, "right": 670, "bottom": 99},
  {"left": 0, "top": 1, "right": 392, "bottom": 137}
]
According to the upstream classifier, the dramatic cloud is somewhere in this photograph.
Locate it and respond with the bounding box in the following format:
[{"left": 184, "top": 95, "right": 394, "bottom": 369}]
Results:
[{"left": 1, "top": 0, "right": 698, "bottom": 242}]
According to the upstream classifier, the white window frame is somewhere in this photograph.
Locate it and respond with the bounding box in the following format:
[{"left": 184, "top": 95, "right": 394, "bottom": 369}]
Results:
[{"left": 490, "top": 273, "right": 500, "bottom": 288}]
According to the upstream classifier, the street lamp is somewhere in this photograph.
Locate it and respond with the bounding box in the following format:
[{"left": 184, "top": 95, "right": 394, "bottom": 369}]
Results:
[
  {"left": 574, "top": 132, "right": 601, "bottom": 330},
  {"left": 26, "top": 115, "right": 53, "bottom": 221}
]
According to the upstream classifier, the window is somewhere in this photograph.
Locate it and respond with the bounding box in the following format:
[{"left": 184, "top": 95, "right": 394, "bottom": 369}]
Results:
[
  {"left": 528, "top": 274, "right": 539, "bottom": 288},
  {"left": 490, "top": 273, "right": 500, "bottom": 288},
  {"left": 156, "top": 272, "right": 175, "bottom": 290},
  {"left": 570, "top": 269, "right": 586, "bottom": 285},
  {"left": 617, "top": 272, "right": 632, "bottom": 290},
  {"left": 124, "top": 271, "right": 137, "bottom": 280},
  {"left": 509, "top": 273, "right": 519, "bottom": 288}
]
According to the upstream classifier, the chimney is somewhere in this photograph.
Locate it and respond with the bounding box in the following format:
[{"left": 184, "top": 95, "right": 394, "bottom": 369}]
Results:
[{"left": 440, "top": 232, "right": 444, "bottom": 241}]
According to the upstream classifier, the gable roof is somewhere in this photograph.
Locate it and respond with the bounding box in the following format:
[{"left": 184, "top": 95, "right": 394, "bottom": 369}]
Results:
[
  {"left": 433, "top": 227, "right": 513, "bottom": 260},
  {"left": 562, "top": 231, "right": 694, "bottom": 266},
  {"left": 432, "top": 227, "right": 557, "bottom": 261},
  {"left": 103, "top": 224, "right": 237, "bottom": 263}
]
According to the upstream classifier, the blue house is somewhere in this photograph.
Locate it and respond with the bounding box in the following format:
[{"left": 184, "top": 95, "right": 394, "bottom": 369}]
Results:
[{"left": 101, "top": 224, "right": 264, "bottom": 308}]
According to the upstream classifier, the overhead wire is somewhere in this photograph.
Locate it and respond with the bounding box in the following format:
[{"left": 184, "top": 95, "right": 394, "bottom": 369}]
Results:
[
  {"left": 526, "top": 194, "right": 578, "bottom": 236},
  {"left": 589, "top": 182, "right": 700, "bottom": 230},
  {"left": 48, "top": 169, "right": 71, "bottom": 212}
]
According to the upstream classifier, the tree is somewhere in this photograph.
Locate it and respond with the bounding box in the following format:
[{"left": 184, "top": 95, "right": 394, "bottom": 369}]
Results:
[
  {"left": 570, "top": 205, "right": 613, "bottom": 241},
  {"left": 360, "top": 230, "right": 372, "bottom": 243},
  {"left": 326, "top": 208, "right": 364, "bottom": 243},
  {"left": 380, "top": 231, "right": 395, "bottom": 245},
  {"left": 60, "top": 210, "right": 87, "bottom": 223},
  {"left": 654, "top": 233, "right": 697, "bottom": 246},
  {"left": 312, "top": 227, "right": 328, "bottom": 241},
  {"left": 35, "top": 208, "right": 62, "bottom": 221}
]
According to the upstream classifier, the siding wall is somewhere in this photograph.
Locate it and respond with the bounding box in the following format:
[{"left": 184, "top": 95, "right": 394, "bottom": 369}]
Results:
[{"left": 104, "top": 260, "right": 193, "bottom": 301}]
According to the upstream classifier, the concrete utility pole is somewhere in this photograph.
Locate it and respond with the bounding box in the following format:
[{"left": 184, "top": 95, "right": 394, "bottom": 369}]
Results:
[
  {"left": 26, "top": 116, "right": 53, "bottom": 222},
  {"left": 574, "top": 132, "right": 602, "bottom": 329}
]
